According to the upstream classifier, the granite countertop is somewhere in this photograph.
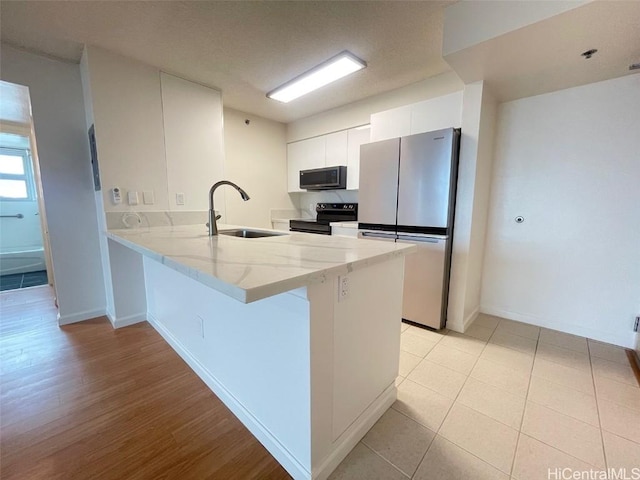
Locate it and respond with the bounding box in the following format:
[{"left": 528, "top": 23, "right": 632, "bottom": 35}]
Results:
[{"left": 107, "top": 224, "right": 414, "bottom": 303}]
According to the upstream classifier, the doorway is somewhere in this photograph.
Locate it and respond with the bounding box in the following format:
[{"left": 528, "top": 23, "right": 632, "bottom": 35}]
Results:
[{"left": 0, "top": 80, "right": 54, "bottom": 294}]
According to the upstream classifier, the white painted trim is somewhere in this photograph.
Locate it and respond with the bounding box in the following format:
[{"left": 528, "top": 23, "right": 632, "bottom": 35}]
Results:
[
  {"left": 113, "top": 312, "right": 147, "bottom": 329},
  {"left": 481, "top": 305, "right": 634, "bottom": 349},
  {"left": 312, "top": 384, "right": 396, "bottom": 480},
  {"left": 462, "top": 306, "right": 480, "bottom": 332},
  {"left": 58, "top": 308, "right": 106, "bottom": 326},
  {"left": 147, "top": 312, "right": 311, "bottom": 480}
]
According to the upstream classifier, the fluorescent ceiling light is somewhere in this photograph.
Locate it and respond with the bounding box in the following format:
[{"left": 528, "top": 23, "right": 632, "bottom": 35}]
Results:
[{"left": 267, "top": 51, "right": 366, "bottom": 103}]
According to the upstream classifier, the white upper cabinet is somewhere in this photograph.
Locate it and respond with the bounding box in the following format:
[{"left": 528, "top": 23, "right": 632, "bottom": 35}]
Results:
[
  {"left": 286, "top": 126, "right": 369, "bottom": 192},
  {"left": 346, "top": 126, "right": 370, "bottom": 190},
  {"left": 370, "top": 91, "right": 463, "bottom": 142},
  {"left": 324, "top": 131, "right": 348, "bottom": 167},
  {"left": 287, "top": 136, "right": 326, "bottom": 192}
]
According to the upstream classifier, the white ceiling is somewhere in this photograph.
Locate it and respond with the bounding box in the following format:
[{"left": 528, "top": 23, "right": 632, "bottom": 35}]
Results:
[
  {"left": 444, "top": 0, "right": 640, "bottom": 103},
  {"left": 0, "top": 1, "right": 454, "bottom": 124}
]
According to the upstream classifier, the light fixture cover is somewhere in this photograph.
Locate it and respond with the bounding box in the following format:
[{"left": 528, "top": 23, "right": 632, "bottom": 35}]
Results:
[{"left": 267, "top": 50, "right": 366, "bottom": 103}]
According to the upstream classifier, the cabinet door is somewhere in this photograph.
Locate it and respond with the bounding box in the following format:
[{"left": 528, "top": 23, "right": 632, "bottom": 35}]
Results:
[
  {"left": 302, "top": 136, "right": 327, "bottom": 170},
  {"left": 287, "top": 141, "right": 305, "bottom": 192},
  {"left": 324, "top": 130, "right": 348, "bottom": 167},
  {"left": 346, "top": 126, "right": 370, "bottom": 190},
  {"left": 370, "top": 105, "right": 411, "bottom": 141},
  {"left": 287, "top": 136, "right": 326, "bottom": 192}
]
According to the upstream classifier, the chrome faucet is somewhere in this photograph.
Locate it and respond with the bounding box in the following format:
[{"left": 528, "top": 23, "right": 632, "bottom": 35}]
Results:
[{"left": 208, "top": 180, "right": 250, "bottom": 235}]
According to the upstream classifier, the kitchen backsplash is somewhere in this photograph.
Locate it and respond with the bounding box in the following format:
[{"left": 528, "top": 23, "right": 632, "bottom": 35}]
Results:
[
  {"left": 105, "top": 210, "right": 209, "bottom": 230},
  {"left": 293, "top": 190, "right": 359, "bottom": 217}
]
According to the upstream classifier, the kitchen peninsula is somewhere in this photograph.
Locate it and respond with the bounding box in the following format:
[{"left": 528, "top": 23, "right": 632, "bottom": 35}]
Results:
[{"left": 106, "top": 224, "right": 415, "bottom": 480}]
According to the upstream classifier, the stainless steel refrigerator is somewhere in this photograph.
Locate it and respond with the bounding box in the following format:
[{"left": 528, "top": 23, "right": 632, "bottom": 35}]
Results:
[{"left": 358, "top": 128, "right": 461, "bottom": 329}]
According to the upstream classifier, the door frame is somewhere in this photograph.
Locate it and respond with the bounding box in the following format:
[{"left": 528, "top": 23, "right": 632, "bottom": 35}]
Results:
[{"left": 0, "top": 118, "right": 55, "bottom": 296}]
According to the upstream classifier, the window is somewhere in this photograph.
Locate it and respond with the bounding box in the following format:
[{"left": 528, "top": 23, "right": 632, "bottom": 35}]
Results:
[{"left": 0, "top": 148, "right": 34, "bottom": 201}]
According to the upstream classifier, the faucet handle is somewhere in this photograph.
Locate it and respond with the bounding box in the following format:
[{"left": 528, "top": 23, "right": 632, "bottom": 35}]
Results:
[{"left": 215, "top": 215, "right": 221, "bottom": 221}]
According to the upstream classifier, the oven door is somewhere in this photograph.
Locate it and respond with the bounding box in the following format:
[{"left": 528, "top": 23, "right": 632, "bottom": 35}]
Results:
[{"left": 290, "top": 220, "right": 331, "bottom": 235}]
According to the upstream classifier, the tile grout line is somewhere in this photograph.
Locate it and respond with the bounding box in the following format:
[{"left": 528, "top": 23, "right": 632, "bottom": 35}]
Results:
[
  {"left": 509, "top": 328, "right": 541, "bottom": 478},
  {"left": 415, "top": 322, "right": 501, "bottom": 477},
  {"left": 403, "top": 322, "right": 501, "bottom": 478},
  {"left": 588, "top": 339, "right": 610, "bottom": 471},
  {"left": 359, "top": 441, "right": 412, "bottom": 479},
  {"left": 514, "top": 338, "right": 606, "bottom": 471}
]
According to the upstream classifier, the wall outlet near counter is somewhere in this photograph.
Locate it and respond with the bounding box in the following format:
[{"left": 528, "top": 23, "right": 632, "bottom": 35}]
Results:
[
  {"left": 338, "top": 275, "right": 349, "bottom": 302},
  {"left": 176, "top": 193, "right": 185, "bottom": 205}
]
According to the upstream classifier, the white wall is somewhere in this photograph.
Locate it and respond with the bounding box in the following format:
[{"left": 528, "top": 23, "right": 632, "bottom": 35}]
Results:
[
  {"left": 443, "top": 0, "right": 590, "bottom": 55},
  {"left": 0, "top": 45, "right": 106, "bottom": 322},
  {"left": 161, "top": 72, "right": 225, "bottom": 213},
  {"left": 287, "top": 72, "right": 463, "bottom": 142},
  {"left": 82, "top": 46, "right": 168, "bottom": 213},
  {"left": 447, "top": 81, "right": 497, "bottom": 332},
  {"left": 223, "top": 108, "right": 296, "bottom": 228},
  {"left": 481, "top": 74, "right": 640, "bottom": 348}
]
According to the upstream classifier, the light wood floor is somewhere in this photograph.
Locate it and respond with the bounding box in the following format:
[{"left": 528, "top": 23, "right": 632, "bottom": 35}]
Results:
[{"left": 0, "top": 286, "right": 291, "bottom": 480}]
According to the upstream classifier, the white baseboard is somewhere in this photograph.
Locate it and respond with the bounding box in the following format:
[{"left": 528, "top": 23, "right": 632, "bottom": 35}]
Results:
[
  {"left": 463, "top": 306, "right": 480, "bottom": 332},
  {"left": 58, "top": 308, "right": 106, "bottom": 326},
  {"left": 312, "top": 384, "right": 396, "bottom": 480},
  {"left": 147, "top": 313, "right": 311, "bottom": 480},
  {"left": 112, "top": 312, "right": 146, "bottom": 328},
  {"left": 481, "top": 305, "right": 635, "bottom": 349}
]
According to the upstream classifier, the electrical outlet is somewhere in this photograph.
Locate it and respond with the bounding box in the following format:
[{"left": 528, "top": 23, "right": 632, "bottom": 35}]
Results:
[
  {"left": 634, "top": 316, "right": 639, "bottom": 333},
  {"left": 338, "top": 275, "right": 349, "bottom": 302},
  {"left": 176, "top": 193, "right": 185, "bottom": 205}
]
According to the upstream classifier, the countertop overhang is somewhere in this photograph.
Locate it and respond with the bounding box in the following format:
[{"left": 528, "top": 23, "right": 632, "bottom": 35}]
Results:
[{"left": 107, "top": 224, "right": 415, "bottom": 303}]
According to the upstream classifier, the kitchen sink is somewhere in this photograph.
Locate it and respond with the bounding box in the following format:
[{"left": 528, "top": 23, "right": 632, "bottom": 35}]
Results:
[{"left": 218, "top": 229, "right": 287, "bottom": 239}]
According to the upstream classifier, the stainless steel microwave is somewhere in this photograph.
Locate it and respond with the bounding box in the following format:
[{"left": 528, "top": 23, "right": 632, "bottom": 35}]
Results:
[{"left": 299, "top": 166, "right": 347, "bottom": 190}]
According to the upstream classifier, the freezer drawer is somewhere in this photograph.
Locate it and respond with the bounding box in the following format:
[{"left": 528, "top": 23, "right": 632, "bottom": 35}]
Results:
[{"left": 397, "top": 234, "right": 448, "bottom": 329}]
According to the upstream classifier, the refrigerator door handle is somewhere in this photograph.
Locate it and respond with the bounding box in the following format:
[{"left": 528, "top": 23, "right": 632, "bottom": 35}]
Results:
[
  {"left": 397, "top": 234, "right": 443, "bottom": 243},
  {"left": 359, "top": 231, "right": 396, "bottom": 240}
]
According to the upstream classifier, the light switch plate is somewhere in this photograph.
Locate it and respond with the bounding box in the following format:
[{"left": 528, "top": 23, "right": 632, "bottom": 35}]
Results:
[
  {"left": 127, "top": 191, "right": 139, "bottom": 205},
  {"left": 176, "top": 193, "right": 185, "bottom": 206},
  {"left": 143, "top": 190, "right": 154, "bottom": 205}
]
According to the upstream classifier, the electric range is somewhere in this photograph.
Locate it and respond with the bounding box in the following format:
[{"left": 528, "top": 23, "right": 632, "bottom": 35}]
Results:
[{"left": 289, "top": 203, "right": 358, "bottom": 235}]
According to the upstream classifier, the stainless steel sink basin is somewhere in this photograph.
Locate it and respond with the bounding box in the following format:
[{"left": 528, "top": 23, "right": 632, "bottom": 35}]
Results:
[{"left": 218, "top": 229, "right": 287, "bottom": 239}]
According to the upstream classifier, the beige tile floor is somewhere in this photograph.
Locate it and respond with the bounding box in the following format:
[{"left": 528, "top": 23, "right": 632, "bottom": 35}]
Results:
[{"left": 330, "top": 314, "right": 640, "bottom": 480}]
